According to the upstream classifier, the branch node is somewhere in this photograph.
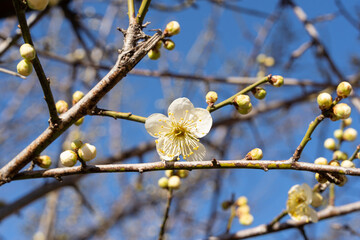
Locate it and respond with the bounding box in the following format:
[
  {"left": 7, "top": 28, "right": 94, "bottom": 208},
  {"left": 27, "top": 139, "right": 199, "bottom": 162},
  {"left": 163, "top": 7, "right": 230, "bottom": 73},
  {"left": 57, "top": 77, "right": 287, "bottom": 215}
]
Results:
[
  {"left": 212, "top": 158, "right": 220, "bottom": 167},
  {"left": 54, "top": 175, "right": 62, "bottom": 182}
]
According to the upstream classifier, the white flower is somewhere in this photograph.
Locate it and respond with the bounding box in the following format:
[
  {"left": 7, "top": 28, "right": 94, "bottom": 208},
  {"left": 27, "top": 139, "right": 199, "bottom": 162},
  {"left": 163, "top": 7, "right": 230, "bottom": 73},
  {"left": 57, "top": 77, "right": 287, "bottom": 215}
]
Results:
[
  {"left": 145, "top": 98, "right": 212, "bottom": 161},
  {"left": 286, "top": 183, "right": 318, "bottom": 223}
]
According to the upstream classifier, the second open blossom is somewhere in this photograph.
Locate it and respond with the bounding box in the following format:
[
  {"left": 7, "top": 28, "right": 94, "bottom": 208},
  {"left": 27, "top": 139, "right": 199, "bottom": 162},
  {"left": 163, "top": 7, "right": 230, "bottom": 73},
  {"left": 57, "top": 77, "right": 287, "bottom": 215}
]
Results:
[{"left": 145, "top": 98, "right": 212, "bottom": 161}]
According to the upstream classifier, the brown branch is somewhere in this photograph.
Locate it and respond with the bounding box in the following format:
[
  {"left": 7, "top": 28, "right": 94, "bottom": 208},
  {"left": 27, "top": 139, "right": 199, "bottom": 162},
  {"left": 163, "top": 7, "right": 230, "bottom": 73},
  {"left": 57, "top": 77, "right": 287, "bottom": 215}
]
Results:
[{"left": 209, "top": 201, "right": 360, "bottom": 239}]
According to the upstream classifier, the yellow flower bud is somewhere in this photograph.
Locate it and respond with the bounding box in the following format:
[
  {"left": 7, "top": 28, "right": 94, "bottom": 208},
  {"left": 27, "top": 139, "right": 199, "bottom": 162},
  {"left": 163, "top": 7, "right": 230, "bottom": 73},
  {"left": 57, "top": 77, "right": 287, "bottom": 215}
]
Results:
[
  {"left": 163, "top": 40, "right": 175, "bottom": 50},
  {"left": 178, "top": 169, "right": 189, "bottom": 178},
  {"left": 20, "top": 43, "right": 36, "bottom": 60},
  {"left": 314, "top": 157, "right": 327, "bottom": 165},
  {"left": 71, "top": 139, "right": 83, "bottom": 150},
  {"left": 148, "top": 49, "right": 161, "bottom": 60},
  {"left": 75, "top": 117, "right": 84, "bottom": 126},
  {"left": 245, "top": 148, "right": 263, "bottom": 160},
  {"left": 17, "top": 59, "right": 33, "bottom": 76},
  {"left": 333, "top": 129, "right": 343, "bottom": 140},
  {"left": 343, "top": 128, "right": 357, "bottom": 141},
  {"left": 315, "top": 173, "right": 327, "bottom": 184},
  {"left": 343, "top": 118, "right": 352, "bottom": 127},
  {"left": 329, "top": 160, "right": 341, "bottom": 166},
  {"left": 252, "top": 87, "right": 267, "bottom": 100},
  {"left": 27, "top": 0, "right": 49, "bottom": 10},
  {"left": 239, "top": 213, "right": 254, "bottom": 225},
  {"left": 336, "top": 81, "right": 352, "bottom": 98},
  {"left": 168, "top": 175, "right": 181, "bottom": 189},
  {"left": 236, "top": 196, "right": 248, "bottom": 206},
  {"left": 333, "top": 151, "right": 347, "bottom": 161},
  {"left": 35, "top": 155, "right": 52, "bottom": 169},
  {"left": 311, "top": 192, "right": 323, "bottom": 208},
  {"left": 72, "top": 91, "right": 84, "bottom": 105},
  {"left": 206, "top": 91, "right": 218, "bottom": 105},
  {"left": 323, "top": 138, "right": 336, "bottom": 150},
  {"left": 234, "top": 94, "right": 252, "bottom": 115},
  {"left": 264, "top": 57, "right": 275, "bottom": 67},
  {"left": 270, "top": 75, "right": 284, "bottom": 87},
  {"left": 236, "top": 205, "right": 250, "bottom": 216},
  {"left": 158, "top": 177, "right": 169, "bottom": 188},
  {"left": 164, "top": 21, "right": 180, "bottom": 36},
  {"left": 317, "top": 92, "right": 332, "bottom": 110},
  {"left": 333, "top": 103, "right": 351, "bottom": 119},
  {"left": 78, "top": 143, "right": 97, "bottom": 161},
  {"left": 60, "top": 150, "right": 78, "bottom": 167},
  {"left": 256, "top": 54, "right": 266, "bottom": 64},
  {"left": 165, "top": 170, "right": 174, "bottom": 178},
  {"left": 55, "top": 100, "right": 68, "bottom": 114},
  {"left": 341, "top": 160, "right": 355, "bottom": 168}
]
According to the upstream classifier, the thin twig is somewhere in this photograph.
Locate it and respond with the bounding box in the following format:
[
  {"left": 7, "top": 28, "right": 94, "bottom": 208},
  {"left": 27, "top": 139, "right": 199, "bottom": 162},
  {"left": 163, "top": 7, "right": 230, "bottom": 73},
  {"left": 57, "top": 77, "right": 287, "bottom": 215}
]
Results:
[
  {"left": 90, "top": 107, "right": 146, "bottom": 123},
  {"left": 158, "top": 189, "right": 173, "bottom": 240}
]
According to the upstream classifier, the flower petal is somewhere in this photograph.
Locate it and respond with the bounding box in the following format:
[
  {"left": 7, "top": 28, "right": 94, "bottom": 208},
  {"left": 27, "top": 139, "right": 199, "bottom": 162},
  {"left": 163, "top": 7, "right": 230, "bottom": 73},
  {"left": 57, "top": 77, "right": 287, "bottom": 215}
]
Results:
[
  {"left": 168, "top": 98, "right": 195, "bottom": 122},
  {"left": 301, "top": 183, "right": 313, "bottom": 204},
  {"left": 190, "top": 108, "right": 212, "bottom": 138},
  {"left": 185, "top": 142, "right": 206, "bottom": 161},
  {"left": 308, "top": 207, "right": 318, "bottom": 223},
  {"left": 145, "top": 113, "right": 171, "bottom": 138},
  {"left": 156, "top": 137, "right": 179, "bottom": 161}
]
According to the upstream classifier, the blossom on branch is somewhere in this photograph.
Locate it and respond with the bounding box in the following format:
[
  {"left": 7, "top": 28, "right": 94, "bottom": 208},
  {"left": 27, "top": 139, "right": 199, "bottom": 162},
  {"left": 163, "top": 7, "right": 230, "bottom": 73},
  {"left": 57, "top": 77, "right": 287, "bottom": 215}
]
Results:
[
  {"left": 145, "top": 98, "right": 212, "bottom": 161},
  {"left": 286, "top": 183, "right": 318, "bottom": 223}
]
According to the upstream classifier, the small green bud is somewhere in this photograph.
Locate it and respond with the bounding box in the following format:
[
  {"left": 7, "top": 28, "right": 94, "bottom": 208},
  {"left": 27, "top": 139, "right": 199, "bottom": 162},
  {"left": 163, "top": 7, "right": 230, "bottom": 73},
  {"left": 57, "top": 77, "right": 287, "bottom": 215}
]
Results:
[
  {"left": 343, "top": 118, "right": 352, "bottom": 127},
  {"left": 178, "top": 169, "right": 189, "bottom": 178},
  {"left": 264, "top": 57, "right": 275, "bottom": 67},
  {"left": 239, "top": 213, "right": 253, "bottom": 226},
  {"left": 71, "top": 139, "right": 83, "bottom": 150},
  {"left": 163, "top": 40, "right": 175, "bottom": 50},
  {"left": 333, "top": 150, "right": 348, "bottom": 161},
  {"left": 270, "top": 75, "right": 284, "bottom": 87},
  {"left": 234, "top": 94, "right": 252, "bottom": 115},
  {"left": 168, "top": 175, "right": 181, "bottom": 189},
  {"left": 336, "top": 81, "right": 352, "bottom": 98},
  {"left": 311, "top": 192, "right": 323, "bottom": 208},
  {"left": 245, "top": 148, "right": 263, "bottom": 160},
  {"left": 165, "top": 170, "right": 174, "bottom": 178},
  {"left": 72, "top": 91, "right": 84, "bottom": 105},
  {"left": 317, "top": 92, "right": 332, "bottom": 110},
  {"left": 17, "top": 59, "right": 33, "bottom": 76},
  {"left": 252, "top": 87, "right": 267, "bottom": 100},
  {"left": 155, "top": 41, "right": 162, "bottom": 50},
  {"left": 341, "top": 160, "right": 355, "bottom": 168},
  {"left": 206, "top": 91, "right": 218, "bottom": 106},
  {"left": 34, "top": 155, "right": 52, "bottom": 169},
  {"left": 333, "top": 103, "right": 351, "bottom": 119},
  {"left": 60, "top": 150, "right": 77, "bottom": 167},
  {"left": 20, "top": 43, "right": 36, "bottom": 60},
  {"left": 221, "top": 201, "right": 232, "bottom": 210},
  {"left": 342, "top": 128, "right": 357, "bottom": 141},
  {"left": 324, "top": 138, "right": 336, "bottom": 150},
  {"left": 236, "top": 196, "right": 248, "bottom": 206},
  {"left": 148, "top": 49, "right": 161, "bottom": 60},
  {"left": 158, "top": 177, "right": 169, "bottom": 188},
  {"left": 314, "top": 157, "right": 327, "bottom": 165},
  {"left": 164, "top": 21, "right": 180, "bottom": 36},
  {"left": 27, "top": 0, "right": 49, "bottom": 10},
  {"left": 329, "top": 159, "right": 341, "bottom": 166},
  {"left": 56, "top": 100, "right": 68, "bottom": 114},
  {"left": 337, "top": 175, "right": 348, "bottom": 187},
  {"left": 315, "top": 173, "right": 327, "bottom": 184},
  {"left": 78, "top": 143, "right": 97, "bottom": 161},
  {"left": 256, "top": 54, "right": 266, "bottom": 64},
  {"left": 333, "top": 129, "right": 343, "bottom": 140},
  {"left": 75, "top": 117, "right": 84, "bottom": 126}
]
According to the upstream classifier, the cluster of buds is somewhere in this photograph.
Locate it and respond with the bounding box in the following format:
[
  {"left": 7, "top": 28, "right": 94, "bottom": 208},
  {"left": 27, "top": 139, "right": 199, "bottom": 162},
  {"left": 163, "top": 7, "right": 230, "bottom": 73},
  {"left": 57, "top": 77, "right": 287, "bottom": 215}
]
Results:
[
  {"left": 17, "top": 44, "right": 36, "bottom": 77},
  {"left": 27, "top": 0, "right": 49, "bottom": 10},
  {"left": 60, "top": 140, "right": 97, "bottom": 167},
  {"left": 158, "top": 169, "right": 189, "bottom": 190},
  {"left": 233, "top": 94, "right": 252, "bottom": 115},
  {"left": 34, "top": 155, "right": 52, "bottom": 169},
  {"left": 256, "top": 54, "right": 275, "bottom": 78},
  {"left": 222, "top": 196, "right": 254, "bottom": 225},
  {"left": 205, "top": 91, "right": 218, "bottom": 107},
  {"left": 148, "top": 21, "right": 179, "bottom": 60},
  {"left": 245, "top": 148, "right": 263, "bottom": 160},
  {"left": 55, "top": 90, "right": 85, "bottom": 125}
]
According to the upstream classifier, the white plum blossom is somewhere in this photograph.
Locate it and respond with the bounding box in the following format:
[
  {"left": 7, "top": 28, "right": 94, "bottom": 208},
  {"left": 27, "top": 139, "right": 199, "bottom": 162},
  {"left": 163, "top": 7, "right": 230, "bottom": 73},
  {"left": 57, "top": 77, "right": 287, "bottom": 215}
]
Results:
[
  {"left": 145, "top": 98, "right": 212, "bottom": 161},
  {"left": 286, "top": 183, "right": 318, "bottom": 223}
]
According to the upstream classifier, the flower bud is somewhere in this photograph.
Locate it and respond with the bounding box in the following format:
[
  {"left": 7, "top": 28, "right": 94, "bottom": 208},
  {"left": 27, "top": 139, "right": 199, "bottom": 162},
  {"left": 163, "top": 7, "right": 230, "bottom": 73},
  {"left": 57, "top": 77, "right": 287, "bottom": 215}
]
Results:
[
  {"left": 164, "top": 21, "right": 180, "bottom": 36},
  {"left": 341, "top": 160, "right": 355, "bottom": 168},
  {"left": 311, "top": 192, "right": 323, "bottom": 208},
  {"left": 163, "top": 40, "right": 175, "bottom": 50},
  {"left": 35, "top": 155, "right": 52, "bottom": 169},
  {"left": 17, "top": 59, "right": 33, "bottom": 76},
  {"left": 72, "top": 91, "right": 84, "bottom": 105},
  {"left": 155, "top": 41, "right": 162, "bottom": 50},
  {"left": 343, "top": 128, "right": 357, "bottom": 141},
  {"left": 236, "top": 205, "right": 250, "bottom": 216},
  {"left": 221, "top": 201, "right": 232, "bottom": 210},
  {"left": 333, "top": 103, "right": 351, "bottom": 119},
  {"left": 234, "top": 94, "right": 252, "bottom": 115},
  {"left": 75, "top": 117, "right": 84, "bottom": 126},
  {"left": 168, "top": 175, "right": 181, "bottom": 189},
  {"left": 78, "top": 143, "right": 97, "bottom": 161},
  {"left": 165, "top": 170, "right": 174, "bottom": 178},
  {"left": 206, "top": 91, "right": 218, "bottom": 105},
  {"left": 71, "top": 139, "right": 83, "bottom": 150},
  {"left": 264, "top": 57, "right": 275, "bottom": 67},
  {"left": 245, "top": 148, "right": 263, "bottom": 160},
  {"left": 270, "top": 75, "right": 284, "bottom": 87},
  {"left": 256, "top": 54, "right": 266, "bottom": 64},
  {"left": 343, "top": 118, "right": 352, "bottom": 127},
  {"left": 317, "top": 93, "right": 332, "bottom": 110},
  {"left": 324, "top": 138, "right": 336, "bottom": 150},
  {"left": 315, "top": 173, "right": 327, "bottom": 184},
  {"left": 20, "top": 43, "right": 36, "bottom": 60},
  {"left": 329, "top": 160, "right": 341, "bottom": 167},
  {"left": 252, "top": 87, "right": 267, "bottom": 100},
  {"left": 60, "top": 150, "right": 78, "bottom": 167},
  {"left": 337, "top": 175, "right": 347, "bottom": 187},
  {"left": 333, "top": 151, "right": 348, "bottom": 161},
  {"left": 239, "top": 213, "right": 253, "bottom": 225},
  {"left": 314, "top": 157, "right": 327, "bottom": 165},
  {"left": 236, "top": 196, "right": 248, "bottom": 207},
  {"left": 358, "top": 152, "right": 360, "bottom": 159},
  {"left": 158, "top": 177, "right": 169, "bottom": 189},
  {"left": 27, "top": 0, "right": 49, "bottom": 10},
  {"left": 329, "top": 113, "right": 340, "bottom": 122},
  {"left": 148, "top": 49, "right": 161, "bottom": 60},
  {"left": 333, "top": 129, "right": 343, "bottom": 140},
  {"left": 178, "top": 169, "right": 189, "bottom": 178},
  {"left": 336, "top": 81, "right": 352, "bottom": 98},
  {"left": 56, "top": 100, "right": 68, "bottom": 114}
]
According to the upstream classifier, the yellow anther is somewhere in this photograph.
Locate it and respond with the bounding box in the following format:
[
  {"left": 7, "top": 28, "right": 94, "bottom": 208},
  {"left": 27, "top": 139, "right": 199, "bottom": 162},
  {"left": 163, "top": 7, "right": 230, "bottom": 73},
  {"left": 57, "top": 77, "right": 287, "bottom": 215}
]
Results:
[
  {"left": 177, "top": 157, "right": 180, "bottom": 160},
  {"left": 155, "top": 140, "right": 158, "bottom": 143}
]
